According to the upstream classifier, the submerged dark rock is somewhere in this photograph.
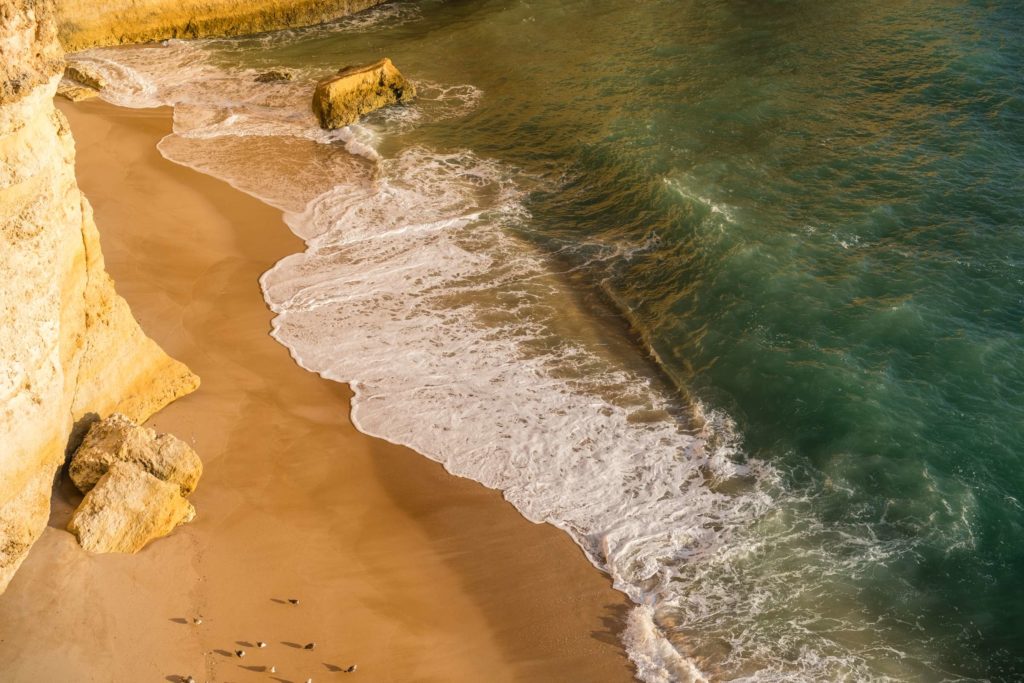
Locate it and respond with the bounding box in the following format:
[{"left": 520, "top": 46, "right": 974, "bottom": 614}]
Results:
[{"left": 255, "top": 69, "right": 293, "bottom": 83}]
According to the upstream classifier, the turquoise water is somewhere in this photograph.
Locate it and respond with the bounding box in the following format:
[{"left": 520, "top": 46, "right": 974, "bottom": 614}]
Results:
[{"left": 80, "top": 0, "right": 1024, "bottom": 679}]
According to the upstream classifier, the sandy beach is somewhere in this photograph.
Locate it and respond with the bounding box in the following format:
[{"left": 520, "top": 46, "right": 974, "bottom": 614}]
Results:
[{"left": 0, "top": 99, "right": 633, "bottom": 682}]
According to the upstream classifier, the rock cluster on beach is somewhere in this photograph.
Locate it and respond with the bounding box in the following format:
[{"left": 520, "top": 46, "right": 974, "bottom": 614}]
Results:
[
  {"left": 68, "top": 461, "right": 196, "bottom": 553},
  {"left": 312, "top": 57, "right": 415, "bottom": 129},
  {"left": 0, "top": 0, "right": 199, "bottom": 593},
  {"left": 69, "top": 413, "right": 202, "bottom": 496},
  {"left": 66, "top": 414, "right": 201, "bottom": 553}
]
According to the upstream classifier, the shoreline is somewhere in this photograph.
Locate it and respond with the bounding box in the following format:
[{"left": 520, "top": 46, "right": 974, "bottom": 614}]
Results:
[{"left": 0, "top": 98, "right": 633, "bottom": 681}]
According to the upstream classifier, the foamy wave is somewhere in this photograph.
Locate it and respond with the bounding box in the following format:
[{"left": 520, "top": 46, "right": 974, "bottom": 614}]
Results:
[
  {"left": 624, "top": 606, "right": 709, "bottom": 683},
  {"left": 663, "top": 176, "right": 737, "bottom": 225},
  {"left": 368, "top": 81, "right": 484, "bottom": 130},
  {"left": 259, "top": 144, "right": 778, "bottom": 683},
  {"left": 70, "top": 42, "right": 328, "bottom": 139},
  {"left": 234, "top": 1, "right": 424, "bottom": 46},
  {"left": 71, "top": 42, "right": 482, "bottom": 159},
  {"left": 323, "top": 1, "right": 423, "bottom": 33}
]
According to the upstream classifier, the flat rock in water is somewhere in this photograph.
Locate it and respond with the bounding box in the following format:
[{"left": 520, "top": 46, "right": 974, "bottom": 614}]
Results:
[
  {"left": 67, "top": 461, "right": 195, "bottom": 553},
  {"left": 311, "top": 57, "right": 415, "bottom": 129},
  {"left": 69, "top": 413, "right": 202, "bottom": 496}
]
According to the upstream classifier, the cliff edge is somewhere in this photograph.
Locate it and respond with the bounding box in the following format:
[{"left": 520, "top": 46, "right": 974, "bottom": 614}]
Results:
[
  {"left": 55, "top": 0, "right": 388, "bottom": 52},
  {"left": 0, "top": 0, "right": 199, "bottom": 592}
]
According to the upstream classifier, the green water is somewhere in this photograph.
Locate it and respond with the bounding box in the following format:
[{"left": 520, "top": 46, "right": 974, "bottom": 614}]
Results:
[{"left": 93, "top": 0, "right": 1024, "bottom": 678}]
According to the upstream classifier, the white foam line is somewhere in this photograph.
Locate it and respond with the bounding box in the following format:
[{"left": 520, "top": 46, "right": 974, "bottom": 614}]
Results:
[{"left": 309, "top": 211, "right": 480, "bottom": 250}]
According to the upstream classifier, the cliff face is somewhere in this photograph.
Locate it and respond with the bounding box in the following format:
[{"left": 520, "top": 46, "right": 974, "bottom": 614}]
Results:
[
  {"left": 0, "top": 0, "right": 199, "bottom": 592},
  {"left": 55, "top": 0, "right": 388, "bottom": 52}
]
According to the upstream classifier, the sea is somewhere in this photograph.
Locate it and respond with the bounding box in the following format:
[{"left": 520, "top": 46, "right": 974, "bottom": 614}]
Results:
[{"left": 68, "top": 1, "right": 1024, "bottom": 680}]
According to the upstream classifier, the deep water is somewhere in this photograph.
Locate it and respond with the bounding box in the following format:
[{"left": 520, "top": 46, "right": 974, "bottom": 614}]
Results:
[{"left": 78, "top": 0, "right": 1024, "bottom": 679}]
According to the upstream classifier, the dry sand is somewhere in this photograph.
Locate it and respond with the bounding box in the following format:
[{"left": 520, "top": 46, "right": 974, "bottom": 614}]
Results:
[{"left": 0, "top": 99, "right": 633, "bottom": 682}]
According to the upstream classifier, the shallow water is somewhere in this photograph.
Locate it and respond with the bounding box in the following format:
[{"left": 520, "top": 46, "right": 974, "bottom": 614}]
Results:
[{"left": 73, "top": 1, "right": 1024, "bottom": 679}]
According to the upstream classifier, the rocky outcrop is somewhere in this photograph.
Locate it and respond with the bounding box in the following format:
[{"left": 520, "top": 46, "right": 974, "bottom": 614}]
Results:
[
  {"left": 55, "top": 79, "right": 98, "bottom": 101},
  {"left": 54, "top": 0, "right": 389, "bottom": 52},
  {"left": 69, "top": 413, "right": 202, "bottom": 496},
  {"left": 0, "top": 0, "right": 199, "bottom": 592},
  {"left": 0, "top": 0, "right": 63, "bottom": 103},
  {"left": 67, "top": 461, "right": 196, "bottom": 554},
  {"left": 64, "top": 63, "right": 104, "bottom": 90},
  {"left": 56, "top": 63, "right": 103, "bottom": 101},
  {"left": 312, "top": 58, "right": 415, "bottom": 129}
]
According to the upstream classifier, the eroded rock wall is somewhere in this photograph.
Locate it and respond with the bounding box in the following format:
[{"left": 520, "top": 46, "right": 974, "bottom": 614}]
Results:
[
  {"left": 0, "top": 0, "right": 199, "bottom": 592},
  {"left": 55, "top": 0, "right": 388, "bottom": 52}
]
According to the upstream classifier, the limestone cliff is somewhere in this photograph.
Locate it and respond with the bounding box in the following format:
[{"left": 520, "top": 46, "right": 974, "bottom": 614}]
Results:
[
  {"left": 55, "top": 0, "right": 388, "bottom": 52},
  {"left": 0, "top": 0, "right": 199, "bottom": 592}
]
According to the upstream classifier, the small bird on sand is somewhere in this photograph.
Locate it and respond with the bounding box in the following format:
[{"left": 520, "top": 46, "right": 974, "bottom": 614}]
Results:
[
  {"left": 304, "top": 642, "right": 316, "bottom": 650},
  {"left": 288, "top": 598, "right": 300, "bottom": 605},
  {"left": 345, "top": 665, "right": 358, "bottom": 673},
  {"left": 192, "top": 617, "right": 202, "bottom": 625},
  {"left": 185, "top": 677, "right": 196, "bottom": 683},
  {"left": 235, "top": 649, "right": 246, "bottom": 658},
  {"left": 269, "top": 665, "right": 277, "bottom": 673},
  {"left": 257, "top": 641, "right": 267, "bottom": 648}
]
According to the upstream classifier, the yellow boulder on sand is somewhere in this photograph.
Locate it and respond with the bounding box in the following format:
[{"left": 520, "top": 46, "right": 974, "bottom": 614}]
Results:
[
  {"left": 68, "top": 413, "right": 203, "bottom": 497},
  {"left": 67, "top": 462, "right": 195, "bottom": 554}
]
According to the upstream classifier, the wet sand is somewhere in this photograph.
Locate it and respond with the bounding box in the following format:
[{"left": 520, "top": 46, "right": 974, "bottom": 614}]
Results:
[{"left": 0, "top": 98, "right": 633, "bottom": 682}]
